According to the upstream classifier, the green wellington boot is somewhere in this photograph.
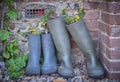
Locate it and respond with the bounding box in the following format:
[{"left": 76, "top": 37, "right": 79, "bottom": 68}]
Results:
[
  {"left": 26, "top": 34, "right": 41, "bottom": 75},
  {"left": 67, "top": 19, "right": 105, "bottom": 79},
  {"left": 41, "top": 33, "right": 57, "bottom": 74},
  {"left": 47, "top": 17, "right": 73, "bottom": 78}
]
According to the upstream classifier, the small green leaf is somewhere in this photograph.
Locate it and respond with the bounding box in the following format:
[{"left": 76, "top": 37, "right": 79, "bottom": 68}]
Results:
[
  {"left": 0, "top": 30, "right": 10, "bottom": 41},
  {"left": 3, "top": 52, "right": 10, "bottom": 59},
  {"left": 3, "top": 0, "right": 13, "bottom": 7},
  {"left": 6, "top": 10, "right": 18, "bottom": 19}
]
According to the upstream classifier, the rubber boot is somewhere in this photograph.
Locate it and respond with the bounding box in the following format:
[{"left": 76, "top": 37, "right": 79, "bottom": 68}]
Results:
[
  {"left": 26, "top": 34, "right": 41, "bottom": 75},
  {"left": 67, "top": 19, "right": 105, "bottom": 79},
  {"left": 47, "top": 17, "right": 73, "bottom": 78},
  {"left": 41, "top": 33, "right": 57, "bottom": 74}
]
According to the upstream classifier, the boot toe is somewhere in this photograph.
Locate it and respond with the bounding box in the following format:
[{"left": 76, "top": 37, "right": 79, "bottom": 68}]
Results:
[
  {"left": 41, "top": 65, "right": 57, "bottom": 74},
  {"left": 87, "top": 68, "right": 105, "bottom": 79},
  {"left": 87, "top": 64, "right": 105, "bottom": 79},
  {"left": 26, "top": 65, "right": 40, "bottom": 75},
  {"left": 58, "top": 67, "right": 74, "bottom": 78}
]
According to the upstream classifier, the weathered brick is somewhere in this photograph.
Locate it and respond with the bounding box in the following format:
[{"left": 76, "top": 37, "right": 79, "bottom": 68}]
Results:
[
  {"left": 101, "top": 12, "right": 120, "bottom": 25},
  {"left": 106, "top": 38, "right": 120, "bottom": 48},
  {"left": 99, "top": 2, "right": 108, "bottom": 12},
  {"left": 108, "top": 2, "right": 120, "bottom": 14},
  {"left": 83, "top": 10, "right": 99, "bottom": 20},
  {"left": 99, "top": 42, "right": 106, "bottom": 54},
  {"left": 101, "top": 12, "right": 109, "bottom": 24},
  {"left": 106, "top": 26, "right": 120, "bottom": 37},
  {"left": 99, "top": 1, "right": 120, "bottom": 14},
  {"left": 104, "top": 64, "right": 120, "bottom": 79},
  {"left": 100, "top": 52, "right": 120, "bottom": 71},
  {"left": 89, "top": 30, "right": 98, "bottom": 39},
  {"left": 106, "top": 72, "right": 120, "bottom": 79},
  {"left": 106, "top": 48, "right": 120, "bottom": 59},
  {"left": 99, "top": 21, "right": 109, "bottom": 33},
  {"left": 85, "top": 20, "right": 99, "bottom": 30},
  {"left": 83, "top": 2, "right": 99, "bottom": 9},
  {"left": 99, "top": 32, "right": 107, "bottom": 45}
]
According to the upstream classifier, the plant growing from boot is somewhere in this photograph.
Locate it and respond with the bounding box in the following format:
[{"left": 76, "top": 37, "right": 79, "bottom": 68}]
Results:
[
  {"left": 39, "top": 9, "right": 56, "bottom": 26},
  {"left": 62, "top": 8, "right": 85, "bottom": 24},
  {"left": 27, "top": 23, "right": 40, "bottom": 35},
  {"left": 39, "top": 9, "right": 55, "bottom": 33},
  {"left": 27, "top": 27, "right": 40, "bottom": 35}
]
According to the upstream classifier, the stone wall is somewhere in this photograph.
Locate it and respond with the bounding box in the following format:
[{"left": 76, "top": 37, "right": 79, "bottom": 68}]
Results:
[{"left": 99, "top": 1, "right": 120, "bottom": 79}]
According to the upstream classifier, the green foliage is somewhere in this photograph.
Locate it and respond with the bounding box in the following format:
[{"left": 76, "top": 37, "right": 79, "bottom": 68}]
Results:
[
  {"left": 3, "top": 0, "right": 18, "bottom": 27},
  {"left": 3, "top": 39, "right": 20, "bottom": 59},
  {"left": 3, "top": 0, "right": 14, "bottom": 7},
  {"left": 27, "top": 27, "right": 40, "bottom": 35},
  {"left": 1, "top": 0, "right": 27, "bottom": 79},
  {"left": 0, "top": 30, "right": 10, "bottom": 41},
  {"left": 3, "top": 38, "right": 28, "bottom": 79},
  {"left": 6, "top": 10, "right": 18, "bottom": 19},
  {"left": 62, "top": 8, "right": 85, "bottom": 24},
  {"left": 5, "top": 55, "right": 28, "bottom": 79},
  {"left": 39, "top": 9, "right": 53, "bottom": 27},
  {"left": 0, "top": 31, "right": 28, "bottom": 79}
]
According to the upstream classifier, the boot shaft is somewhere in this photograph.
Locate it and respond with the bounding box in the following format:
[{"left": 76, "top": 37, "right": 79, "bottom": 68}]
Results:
[
  {"left": 41, "top": 33, "right": 56, "bottom": 63},
  {"left": 67, "top": 19, "right": 95, "bottom": 56},
  {"left": 47, "top": 16, "right": 71, "bottom": 54},
  {"left": 28, "top": 34, "right": 41, "bottom": 62}
]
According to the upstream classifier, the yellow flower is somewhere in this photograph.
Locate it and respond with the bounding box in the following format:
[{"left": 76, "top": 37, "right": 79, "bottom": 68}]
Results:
[
  {"left": 62, "top": 8, "right": 65, "bottom": 11},
  {"left": 75, "top": 15, "right": 80, "bottom": 20}
]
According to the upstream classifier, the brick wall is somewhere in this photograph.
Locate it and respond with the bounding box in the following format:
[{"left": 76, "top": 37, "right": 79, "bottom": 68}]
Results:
[
  {"left": 83, "top": 1, "right": 99, "bottom": 48},
  {"left": 99, "top": 1, "right": 120, "bottom": 79}
]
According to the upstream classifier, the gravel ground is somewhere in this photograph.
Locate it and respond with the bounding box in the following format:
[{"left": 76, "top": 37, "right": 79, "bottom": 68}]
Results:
[{"left": 0, "top": 48, "right": 120, "bottom": 82}]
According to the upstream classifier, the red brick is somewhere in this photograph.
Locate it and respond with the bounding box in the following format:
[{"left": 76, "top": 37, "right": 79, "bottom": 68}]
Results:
[
  {"left": 106, "top": 48, "right": 120, "bottom": 59},
  {"left": 99, "top": 1, "right": 120, "bottom": 14},
  {"left": 99, "top": 32, "right": 107, "bottom": 44},
  {"left": 106, "top": 72, "right": 120, "bottom": 79},
  {"left": 89, "top": 31, "right": 98, "bottom": 39},
  {"left": 100, "top": 53, "right": 120, "bottom": 71},
  {"left": 104, "top": 64, "right": 120, "bottom": 79},
  {"left": 99, "top": 21, "right": 109, "bottom": 33},
  {"left": 106, "top": 38, "right": 120, "bottom": 48},
  {"left": 101, "top": 12, "right": 120, "bottom": 25},
  {"left": 109, "top": 15, "right": 120, "bottom": 25},
  {"left": 101, "top": 12, "right": 109, "bottom": 24},
  {"left": 84, "top": 10, "right": 99, "bottom": 20},
  {"left": 85, "top": 20, "right": 99, "bottom": 30},
  {"left": 83, "top": 2, "right": 99, "bottom": 9},
  {"left": 106, "top": 26, "right": 120, "bottom": 37},
  {"left": 99, "top": 42, "right": 106, "bottom": 54},
  {"left": 108, "top": 2, "right": 120, "bottom": 14},
  {"left": 99, "top": 2, "right": 108, "bottom": 12}
]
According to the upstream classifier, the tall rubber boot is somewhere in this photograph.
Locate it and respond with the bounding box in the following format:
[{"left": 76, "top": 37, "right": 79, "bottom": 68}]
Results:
[
  {"left": 67, "top": 19, "right": 105, "bottom": 79},
  {"left": 26, "top": 34, "right": 41, "bottom": 75},
  {"left": 47, "top": 17, "right": 73, "bottom": 78},
  {"left": 41, "top": 33, "right": 57, "bottom": 74}
]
